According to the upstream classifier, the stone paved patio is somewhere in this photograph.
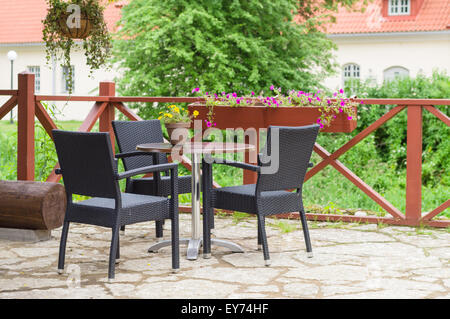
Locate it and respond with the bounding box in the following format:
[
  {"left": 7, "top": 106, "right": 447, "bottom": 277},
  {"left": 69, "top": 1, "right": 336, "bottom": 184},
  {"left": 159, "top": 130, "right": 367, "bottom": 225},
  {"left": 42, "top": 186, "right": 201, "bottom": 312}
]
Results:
[{"left": 0, "top": 213, "right": 448, "bottom": 299}]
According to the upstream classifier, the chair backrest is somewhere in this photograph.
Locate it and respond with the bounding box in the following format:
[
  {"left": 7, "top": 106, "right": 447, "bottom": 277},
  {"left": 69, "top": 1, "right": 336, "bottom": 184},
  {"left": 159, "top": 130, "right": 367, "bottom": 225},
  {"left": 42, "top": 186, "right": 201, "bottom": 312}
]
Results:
[
  {"left": 257, "top": 124, "right": 319, "bottom": 192},
  {"left": 52, "top": 130, "right": 120, "bottom": 199},
  {"left": 112, "top": 120, "right": 168, "bottom": 171}
]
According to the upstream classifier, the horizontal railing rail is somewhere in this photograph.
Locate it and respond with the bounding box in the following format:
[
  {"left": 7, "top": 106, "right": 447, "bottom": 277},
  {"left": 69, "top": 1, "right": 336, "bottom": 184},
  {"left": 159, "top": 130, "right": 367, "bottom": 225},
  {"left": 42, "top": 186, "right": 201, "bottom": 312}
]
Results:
[{"left": 0, "top": 71, "right": 448, "bottom": 227}]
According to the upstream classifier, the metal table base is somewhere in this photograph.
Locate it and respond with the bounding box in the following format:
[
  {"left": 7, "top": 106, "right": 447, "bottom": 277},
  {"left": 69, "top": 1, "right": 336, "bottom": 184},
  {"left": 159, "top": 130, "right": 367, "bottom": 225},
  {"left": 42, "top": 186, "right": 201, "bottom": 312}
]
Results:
[
  {"left": 148, "top": 238, "right": 244, "bottom": 260},
  {"left": 147, "top": 152, "right": 244, "bottom": 260}
]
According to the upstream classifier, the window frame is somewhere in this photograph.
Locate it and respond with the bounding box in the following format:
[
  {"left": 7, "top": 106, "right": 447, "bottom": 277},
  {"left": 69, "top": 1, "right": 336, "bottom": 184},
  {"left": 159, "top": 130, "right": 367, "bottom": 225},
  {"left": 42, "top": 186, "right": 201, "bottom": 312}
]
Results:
[
  {"left": 27, "top": 65, "right": 41, "bottom": 93},
  {"left": 388, "top": 0, "right": 410, "bottom": 16},
  {"left": 383, "top": 66, "right": 410, "bottom": 82}
]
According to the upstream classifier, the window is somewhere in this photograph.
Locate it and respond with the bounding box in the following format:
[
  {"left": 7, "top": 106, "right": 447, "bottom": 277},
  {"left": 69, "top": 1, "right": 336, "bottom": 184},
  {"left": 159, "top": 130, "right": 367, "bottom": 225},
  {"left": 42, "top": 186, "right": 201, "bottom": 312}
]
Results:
[
  {"left": 27, "top": 66, "right": 40, "bottom": 93},
  {"left": 389, "top": 0, "right": 410, "bottom": 15},
  {"left": 383, "top": 66, "right": 409, "bottom": 82},
  {"left": 343, "top": 63, "right": 360, "bottom": 82},
  {"left": 62, "top": 65, "right": 75, "bottom": 92}
]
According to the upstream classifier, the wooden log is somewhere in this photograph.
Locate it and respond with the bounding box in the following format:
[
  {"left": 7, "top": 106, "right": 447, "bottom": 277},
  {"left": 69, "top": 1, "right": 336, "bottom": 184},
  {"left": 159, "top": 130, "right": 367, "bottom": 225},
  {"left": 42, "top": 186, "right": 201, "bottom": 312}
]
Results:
[{"left": 0, "top": 180, "right": 66, "bottom": 230}]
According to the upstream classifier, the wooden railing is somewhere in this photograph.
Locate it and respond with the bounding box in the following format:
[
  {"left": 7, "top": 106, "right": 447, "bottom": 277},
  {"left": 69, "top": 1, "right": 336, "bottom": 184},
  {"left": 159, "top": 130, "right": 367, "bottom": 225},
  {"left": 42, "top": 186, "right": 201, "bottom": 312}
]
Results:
[{"left": 1, "top": 71, "right": 449, "bottom": 227}]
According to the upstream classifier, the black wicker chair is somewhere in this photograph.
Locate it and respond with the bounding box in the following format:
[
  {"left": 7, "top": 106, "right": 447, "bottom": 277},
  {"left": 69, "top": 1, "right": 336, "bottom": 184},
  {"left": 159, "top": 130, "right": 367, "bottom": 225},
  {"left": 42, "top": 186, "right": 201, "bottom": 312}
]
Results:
[
  {"left": 202, "top": 124, "right": 320, "bottom": 266},
  {"left": 112, "top": 120, "right": 192, "bottom": 238},
  {"left": 53, "top": 130, "right": 179, "bottom": 281}
]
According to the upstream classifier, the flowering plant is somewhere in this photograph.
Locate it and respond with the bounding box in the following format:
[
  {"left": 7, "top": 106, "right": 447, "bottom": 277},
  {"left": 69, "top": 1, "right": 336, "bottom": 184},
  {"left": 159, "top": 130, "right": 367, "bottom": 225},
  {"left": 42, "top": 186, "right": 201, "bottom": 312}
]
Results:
[
  {"left": 158, "top": 104, "right": 199, "bottom": 124},
  {"left": 191, "top": 86, "right": 361, "bottom": 129}
]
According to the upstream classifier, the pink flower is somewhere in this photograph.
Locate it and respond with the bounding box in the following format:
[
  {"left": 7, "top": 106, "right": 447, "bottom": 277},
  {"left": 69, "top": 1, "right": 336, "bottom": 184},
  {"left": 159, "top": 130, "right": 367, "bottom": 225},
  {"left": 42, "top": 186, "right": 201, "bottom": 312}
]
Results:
[
  {"left": 327, "top": 99, "right": 331, "bottom": 105},
  {"left": 333, "top": 92, "right": 337, "bottom": 97},
  {"left": 232, "top": 92, "right": 237, "bottom": 98},
  {"left": 348, "top": 116, "right": 353, "bottom": 120},
  {"left": 317, "top": 118, "right": 321, "bottom": 123},
  {"left": 340, "top": 100, "right": 345, "bottom": 106},
  {"left": 270, "top": 85, "right": 274, "bottom": 90},
  {"left": 251, "top": 91, "right": 255, "bottom": 96},
  {"left": 339, "top": 108, "right": 343, "bottom": 113},
  {"left": 339, "top": 89, "right": 344, "bottom": 94}
]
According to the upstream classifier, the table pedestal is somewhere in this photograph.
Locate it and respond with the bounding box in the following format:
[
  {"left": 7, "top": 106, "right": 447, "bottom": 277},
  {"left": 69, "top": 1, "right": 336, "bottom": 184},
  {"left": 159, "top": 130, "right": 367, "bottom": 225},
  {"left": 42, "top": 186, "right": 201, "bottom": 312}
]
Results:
[{"left": 148, "top": 153, "right": 244, "bottom": 260}]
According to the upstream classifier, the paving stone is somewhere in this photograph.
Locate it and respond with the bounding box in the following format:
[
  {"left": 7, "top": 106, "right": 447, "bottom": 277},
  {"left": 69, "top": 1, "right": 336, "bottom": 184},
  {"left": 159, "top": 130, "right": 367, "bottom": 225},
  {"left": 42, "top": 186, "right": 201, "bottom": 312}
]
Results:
[
  {"left": 134, "top": 279, "right": 238, "bottom": 299},
  {"left": 222, "top": 252, "right": 304, "bottom": 268},
  {"left": 245, "top": 285, "right": 279, "bottom": 293},
  {"left": 410, "top": 267, "right": 450, "bottom": 280},
  {"left": 0, "top": 277, "right": 67, "bottom": 291},
  {"left": 0, "top": 217, "right": 448, "bottom": 299},
  {"left": 184, "top": 266, "right": 282, "bottom": 285},
  {"left": 426, "top": 247, "right": 450, "bottom": 259},
  {"left": 281, "top": 282, "right": 320, "bottom": 298},
  {"left": 10, "top": 247, "right": 58, "bottom": 258},
  {"left": 316, "top": 242, "right": 428, "bottom": 259},
  {"left": 321, "top": 282, "right": 378, "bottom": 297},
  {"left": 284, "top": 265, "right": 368, "bottom": 283},
  {"left": 228, "top": 292, "right": 268, "bottom": 298},
  {"left": 308, "top": 228, "right": 394, "bottom": 244},
  {"left": 0, "top": 286, "right": 112, "bottom": 299}
]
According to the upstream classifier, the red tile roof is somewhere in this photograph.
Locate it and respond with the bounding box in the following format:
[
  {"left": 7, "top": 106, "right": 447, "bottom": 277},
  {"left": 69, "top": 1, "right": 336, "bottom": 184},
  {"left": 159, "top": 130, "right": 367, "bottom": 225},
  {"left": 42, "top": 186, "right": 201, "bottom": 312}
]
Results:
[
  {"left": 0, "top": 0, "right": 448, "bottom": 44},
  {"left": 325, "top": 0, "right": 450, "bottom": 34},
  {"left": 0, "top": 0, "right": 124, "bottom": 44}
]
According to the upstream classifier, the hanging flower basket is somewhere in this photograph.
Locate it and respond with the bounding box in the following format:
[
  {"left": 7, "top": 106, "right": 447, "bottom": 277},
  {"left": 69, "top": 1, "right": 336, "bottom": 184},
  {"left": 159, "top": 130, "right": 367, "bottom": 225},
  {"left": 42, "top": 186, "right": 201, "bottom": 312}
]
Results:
[
  {"left": 58, "top": 12, "right": 93, "bottom": 39},
  {"left": 42, "top": 0, "right": 112, "bottom": 93}
]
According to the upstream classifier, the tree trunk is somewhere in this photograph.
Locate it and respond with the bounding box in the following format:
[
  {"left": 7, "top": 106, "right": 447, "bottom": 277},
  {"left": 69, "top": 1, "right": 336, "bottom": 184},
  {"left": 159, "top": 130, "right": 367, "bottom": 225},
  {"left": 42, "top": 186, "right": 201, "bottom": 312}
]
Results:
[{"left": 0, "top": 180, "right": 66, "bottom": 230}]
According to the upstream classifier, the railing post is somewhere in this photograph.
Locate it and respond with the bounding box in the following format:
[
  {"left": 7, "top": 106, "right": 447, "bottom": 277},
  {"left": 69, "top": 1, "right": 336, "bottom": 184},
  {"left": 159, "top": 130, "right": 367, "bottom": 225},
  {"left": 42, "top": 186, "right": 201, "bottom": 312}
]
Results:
[
  {"left": 99, "top": 81, "right": 116, "bottom": 149},
  {"left": 405, "top": 105, "right": 422, "bottom": 224},
  {"left": 17, "top": 71, "right": 35, "bottom": 181}
]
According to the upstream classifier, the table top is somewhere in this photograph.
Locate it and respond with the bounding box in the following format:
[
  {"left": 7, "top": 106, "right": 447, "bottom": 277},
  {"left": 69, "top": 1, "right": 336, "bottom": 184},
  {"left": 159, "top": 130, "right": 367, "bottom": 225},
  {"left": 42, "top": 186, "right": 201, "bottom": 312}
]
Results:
[{"left": 136, "top": 142, "right": 255, "bottom": 154}]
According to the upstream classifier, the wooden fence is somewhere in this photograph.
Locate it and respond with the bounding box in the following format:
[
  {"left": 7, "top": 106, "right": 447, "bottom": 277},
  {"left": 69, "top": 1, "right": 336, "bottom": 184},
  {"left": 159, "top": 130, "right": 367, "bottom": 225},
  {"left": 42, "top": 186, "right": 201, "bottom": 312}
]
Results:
[{"left": 0, "top": 71, "right": 449, "bottom": 227}]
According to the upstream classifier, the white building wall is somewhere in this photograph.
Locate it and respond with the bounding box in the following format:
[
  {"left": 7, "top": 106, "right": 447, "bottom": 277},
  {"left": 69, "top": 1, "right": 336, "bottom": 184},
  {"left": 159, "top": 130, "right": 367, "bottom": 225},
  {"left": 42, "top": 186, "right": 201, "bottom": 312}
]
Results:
[
  {"left": 0, "top": 43, "right": 118, "bottom": 121},
  {"left": 323, "top": 31, "right": 450, "bottom": 91}
]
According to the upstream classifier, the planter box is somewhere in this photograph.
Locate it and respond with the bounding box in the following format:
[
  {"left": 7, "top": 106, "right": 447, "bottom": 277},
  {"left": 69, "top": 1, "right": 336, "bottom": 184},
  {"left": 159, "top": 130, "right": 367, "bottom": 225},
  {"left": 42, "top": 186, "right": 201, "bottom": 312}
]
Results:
[{"left": 188, "top": 104, "right": 357, "bottom": 133}]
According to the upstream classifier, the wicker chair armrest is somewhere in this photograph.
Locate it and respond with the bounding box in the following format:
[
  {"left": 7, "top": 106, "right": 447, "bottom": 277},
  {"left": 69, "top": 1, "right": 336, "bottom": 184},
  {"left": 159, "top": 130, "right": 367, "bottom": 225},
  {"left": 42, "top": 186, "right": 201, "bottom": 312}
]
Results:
[{"left": 116, "top": 163, "right": 178, "bottom": 180}]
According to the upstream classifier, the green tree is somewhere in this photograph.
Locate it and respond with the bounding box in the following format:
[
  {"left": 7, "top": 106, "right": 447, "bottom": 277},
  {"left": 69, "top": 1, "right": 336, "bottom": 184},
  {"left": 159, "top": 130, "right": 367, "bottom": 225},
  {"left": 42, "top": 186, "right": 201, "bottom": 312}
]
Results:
[{"left": 112, "top": 0, "right": 360, "bottom": 117}]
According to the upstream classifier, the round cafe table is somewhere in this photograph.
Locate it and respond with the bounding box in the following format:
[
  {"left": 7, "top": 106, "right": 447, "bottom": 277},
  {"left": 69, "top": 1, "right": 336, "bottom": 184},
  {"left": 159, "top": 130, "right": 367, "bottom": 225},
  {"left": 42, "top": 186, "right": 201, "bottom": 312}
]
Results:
[{"left": 136, "top": 142, "right": 255, "bottom": 260}]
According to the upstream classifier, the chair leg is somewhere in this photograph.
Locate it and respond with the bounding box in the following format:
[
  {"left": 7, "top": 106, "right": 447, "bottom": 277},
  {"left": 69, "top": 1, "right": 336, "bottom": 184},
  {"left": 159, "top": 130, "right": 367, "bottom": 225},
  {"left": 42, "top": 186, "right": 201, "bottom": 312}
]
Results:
[
  {"left": 155, "top": 220, "right": 164, "bottom": 241},
  {"left": 257, "top": 222, "right": 262, "bottom": 250},
  {"left": 108, "top": 225, "right": 120, "bottom": 281},
  {"left": 257, "top": 215, "right": 271, "bottom": 266},
  {"left": 202, "top": 203, "right": 211, "bottom": 258},
  {"left": 299, "top": 209, "right": 313, "bottom": 258},
  {"left": 171, "top": 217, "right": 180, "bottom": 273},
  {"left": 58, "top": 221, "right": 70, "bottom": 274},
  {"left": 120, "top": 225, "right": 125, "bottom": 232},
  {"left": 116, "top": 232, "right": 120, "bottom": 261}
]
